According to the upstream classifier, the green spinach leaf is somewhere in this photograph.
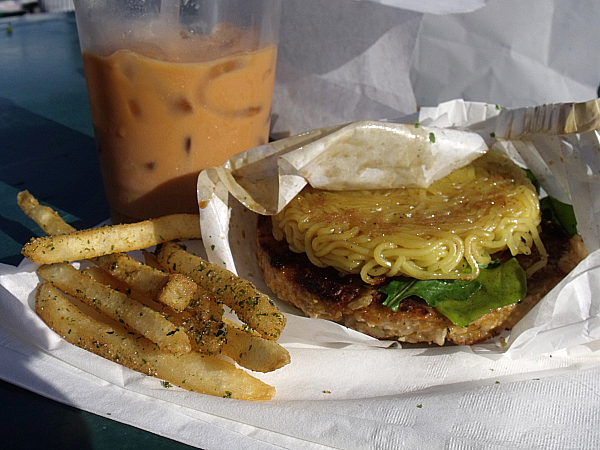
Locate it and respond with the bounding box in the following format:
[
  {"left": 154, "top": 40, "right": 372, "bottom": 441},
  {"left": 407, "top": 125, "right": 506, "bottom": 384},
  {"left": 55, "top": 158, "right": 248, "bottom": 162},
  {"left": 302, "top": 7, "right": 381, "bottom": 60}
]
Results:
[
  {"left": 541, "top": 196, "right": 578, "bottom": 236},
  {"left": 379, "top": 258, "right": 527, "bottom": 327},
  {"left": 380, "top": 279, "right": 481, "bottom": 311}
]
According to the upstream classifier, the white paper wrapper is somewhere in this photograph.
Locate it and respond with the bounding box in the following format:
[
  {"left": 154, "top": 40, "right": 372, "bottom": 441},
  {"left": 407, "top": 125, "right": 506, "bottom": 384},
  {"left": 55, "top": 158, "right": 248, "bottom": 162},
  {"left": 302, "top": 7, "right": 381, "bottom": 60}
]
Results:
[
  {"left": 274, "top": 0, "right": 600, "bottom": 137},
  {"left": 3, "top": 100, "right": 600, "bottom": 450},
  {"left": 273, "top": 0, "right": 494, "bottom": 136},
  {"left": 197, "top": 98, "right": 600, "bottom": 359}
]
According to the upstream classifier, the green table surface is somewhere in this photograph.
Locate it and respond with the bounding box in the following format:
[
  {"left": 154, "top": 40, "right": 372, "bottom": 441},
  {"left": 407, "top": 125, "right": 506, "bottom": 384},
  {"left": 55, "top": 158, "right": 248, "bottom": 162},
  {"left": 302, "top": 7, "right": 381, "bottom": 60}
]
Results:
[{"left": 0, "top": 11, "right": 197, "bottom": 449}]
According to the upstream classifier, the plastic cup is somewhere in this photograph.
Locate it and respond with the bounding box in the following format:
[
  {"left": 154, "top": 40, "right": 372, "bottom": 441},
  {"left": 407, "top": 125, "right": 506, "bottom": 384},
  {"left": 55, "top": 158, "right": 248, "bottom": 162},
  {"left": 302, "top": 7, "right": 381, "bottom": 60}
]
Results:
[{"left": 72, "top": 0, "right": 281, "bottom": 222}]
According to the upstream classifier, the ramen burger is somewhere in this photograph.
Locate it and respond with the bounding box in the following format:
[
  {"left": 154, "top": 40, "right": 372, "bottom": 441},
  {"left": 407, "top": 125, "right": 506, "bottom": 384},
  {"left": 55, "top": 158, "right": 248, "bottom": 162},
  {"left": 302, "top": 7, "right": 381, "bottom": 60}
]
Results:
[{"left": 256, "top": 149, "right": 587, "bottom": 345}]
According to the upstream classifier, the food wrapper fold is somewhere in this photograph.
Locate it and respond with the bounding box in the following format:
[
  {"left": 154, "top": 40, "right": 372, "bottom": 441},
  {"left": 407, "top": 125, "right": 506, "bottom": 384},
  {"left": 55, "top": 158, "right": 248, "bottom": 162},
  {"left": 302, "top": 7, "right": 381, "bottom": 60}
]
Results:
[{"left": 197, "top": 98, "right": 600, "bottom": 358}]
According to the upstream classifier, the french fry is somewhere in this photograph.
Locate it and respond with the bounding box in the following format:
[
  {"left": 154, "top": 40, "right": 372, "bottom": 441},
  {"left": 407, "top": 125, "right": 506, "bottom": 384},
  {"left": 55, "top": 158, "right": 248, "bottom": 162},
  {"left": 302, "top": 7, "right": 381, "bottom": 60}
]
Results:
[
  {"left": 83, "top": 264, "right": 222, "bottom": 352},
  {"left": 93, "top": 253, "right": 166, "bottom": 294},
  {"left": 187, "top": 285, "right": 224, "bottom": 322},
  {"left": 18, "top": 191, "right": 288, "bottom": 400},
  {"left": 83, "top": 265, "right": 227, "bottom": 356},
  {"left": 37, "top": 263, "right": 191, "bottom": 354},
  {"left": 155, "top": 241, "right": 286, "bottom": 340},
  {"left": 22, "top": 214, "right": 202, "bottom": 264},
  {"left": 158, "top": 274, "right": 198, "bottom": 311},
  {"left": 141, "top": 249, "right": 164, "bottom": 270},
  {"left": 166, "top": 312, "right": 227, "bottom": 355},
  {"left": 18, "top": 191, "right": 198, "bottom": 312},
  {"left": 35, "top": 282, "right": 275, "bottom": 401},
  {"left": 94, "top": 253, "right": 196, "bottom": 311},
  {"left": 220, "top": 320, "right": 291, "bottom": 373},
  {"left": 82, "top": 266, "right": 134, "bottom": 295},
  {"left": 165, "top": 287, "right": 227, "bottom": 355},
  {"left": 17, "top": 190, "right": 76, "bottom": 235},
  {"left": 85, "top": 265, "right": 288, "bottom": 371},
  {"left": 163, "top": 313, "right": 291, "bottom": 372}
]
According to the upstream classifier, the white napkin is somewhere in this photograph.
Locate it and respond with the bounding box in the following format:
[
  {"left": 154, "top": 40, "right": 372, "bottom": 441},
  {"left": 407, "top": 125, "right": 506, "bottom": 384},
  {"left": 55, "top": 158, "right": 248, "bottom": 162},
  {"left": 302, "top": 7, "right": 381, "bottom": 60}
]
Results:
[{"left": 2, "top": 255, "right": 600, "bottom": 450}]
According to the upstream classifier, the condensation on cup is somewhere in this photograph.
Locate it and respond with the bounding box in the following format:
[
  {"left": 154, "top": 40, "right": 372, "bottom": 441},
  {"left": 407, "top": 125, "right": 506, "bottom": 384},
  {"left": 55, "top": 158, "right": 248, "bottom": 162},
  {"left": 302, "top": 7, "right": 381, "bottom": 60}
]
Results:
[{"left": 73, "top": 0, "right": 281, "bottom": 222}]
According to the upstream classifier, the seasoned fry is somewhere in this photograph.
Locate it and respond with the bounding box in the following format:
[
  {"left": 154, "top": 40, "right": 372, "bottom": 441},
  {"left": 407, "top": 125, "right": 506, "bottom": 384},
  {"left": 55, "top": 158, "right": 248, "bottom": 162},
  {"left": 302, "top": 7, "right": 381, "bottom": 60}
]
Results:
[
  {"left": 166, "top": 312, "right": 227, "bottom": 355},
  {"left": 155, "top": 241, "right": 286, "bottom": 340},
  {"left": 187, "top": 285, "right": 224, "bottom": 322},
  {"left": 168, "top": 287, "right": 227, "bottom": 354},
  {"left": 19, "top": 191, "right": 197, "bottom": 312},
  {"left": 18, "top": 191, "right": 288, "bottom": 400},
  {"left": 220, "top": 320, "right": 290, "bottom": 373},
  {"left": 94, "top": 253, "right": 196, "bottom": 311},
  {"left": 159, "top": 273, "right": 198, "bottom": 311},
  {"left": 84, "top": 264, "right": 226, "bottom": 355},
  {"left": 22, "top": 214, "right": 202, "bottom": 264},
  {"left": 87, "top": 263, "right": 287, "bottom": 371},
  {"left": 17, "top": 190, "right": 76, "bottom": 235},
  {"left": 141, "top": 249, "right": 164, "bottom": 270},
  {"left": 163, "top": 313, "right": 291, "bottom": 372},
  {"left": 18, "top": 192, "right": 197, "bottom": 312},
  {"left": 37, "top": 263, "right": 191, "bottom": 354},
  {"left": 82, "top": 266, "right": 133, "bottom": 294},
  {"left": 94, "top": 253, "right": 167, "bottom": 295},
  {"left": 35, "top": 282, "right": 275, "bottom": 400}
]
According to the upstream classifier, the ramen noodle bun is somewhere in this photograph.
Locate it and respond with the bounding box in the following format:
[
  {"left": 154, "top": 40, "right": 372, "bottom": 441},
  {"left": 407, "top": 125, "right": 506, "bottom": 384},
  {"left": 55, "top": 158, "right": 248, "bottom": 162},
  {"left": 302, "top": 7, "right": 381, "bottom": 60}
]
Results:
[{"left": 272, "top": 150, "right": 549, "bottom": 285}]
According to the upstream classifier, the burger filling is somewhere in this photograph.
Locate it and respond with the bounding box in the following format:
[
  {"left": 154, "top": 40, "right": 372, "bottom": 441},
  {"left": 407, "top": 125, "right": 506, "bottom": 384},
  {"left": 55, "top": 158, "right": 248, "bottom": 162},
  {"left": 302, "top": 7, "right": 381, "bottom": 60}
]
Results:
[{"left": 270, "top": 150, "right": 552, "bottom": 327}]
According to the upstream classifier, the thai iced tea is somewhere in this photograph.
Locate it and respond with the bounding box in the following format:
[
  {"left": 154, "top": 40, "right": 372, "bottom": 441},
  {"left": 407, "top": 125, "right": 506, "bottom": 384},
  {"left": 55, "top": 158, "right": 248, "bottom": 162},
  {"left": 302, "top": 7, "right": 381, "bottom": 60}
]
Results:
[{"left": 82, "top": 24, "right": 277, "bottom": 222}]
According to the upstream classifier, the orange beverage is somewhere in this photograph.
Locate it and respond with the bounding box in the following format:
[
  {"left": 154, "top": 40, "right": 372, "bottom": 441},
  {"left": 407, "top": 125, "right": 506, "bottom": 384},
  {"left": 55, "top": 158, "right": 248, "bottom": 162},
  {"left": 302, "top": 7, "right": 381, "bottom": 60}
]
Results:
[{"left": 81, "top": 24, "right": 277, "bottom": 222}]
